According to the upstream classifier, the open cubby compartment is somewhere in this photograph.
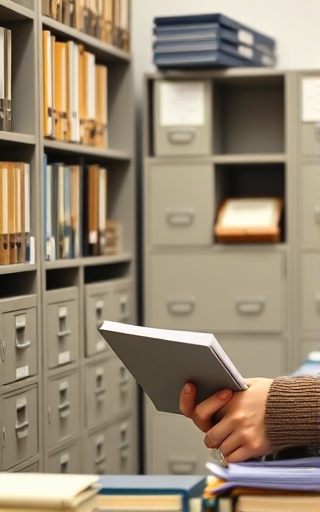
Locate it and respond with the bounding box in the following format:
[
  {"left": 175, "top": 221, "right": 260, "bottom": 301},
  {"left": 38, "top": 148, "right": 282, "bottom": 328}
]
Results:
[
  {"left": 0, "top": 270, "right": 37, "bottom": 298},
  {"left": 46, "top": 267, "right": 80, "bottom": 290},
  {"left": 0, "top": 15, "right": 36, "bottom": 135},
  {"left": 213, "top": 75, "right": 285, "bottom": 155},
  {"left": 214, "top": 162, "right": 286, "bottom": 242}
]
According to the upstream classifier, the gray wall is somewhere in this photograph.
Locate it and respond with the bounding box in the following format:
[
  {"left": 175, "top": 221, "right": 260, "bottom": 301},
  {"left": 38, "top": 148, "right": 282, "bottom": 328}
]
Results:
[{"left": 131, "top": 0, "right": 320, "bottom": 100}]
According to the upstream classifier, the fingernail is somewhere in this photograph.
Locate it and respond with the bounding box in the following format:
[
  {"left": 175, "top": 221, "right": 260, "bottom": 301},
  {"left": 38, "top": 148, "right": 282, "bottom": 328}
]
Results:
[
  {"left": 218, "top": 389, "right": 232, "bottom": 400},
  {"left": 184, "top": 383, "right": 192, "bottom": 394}
]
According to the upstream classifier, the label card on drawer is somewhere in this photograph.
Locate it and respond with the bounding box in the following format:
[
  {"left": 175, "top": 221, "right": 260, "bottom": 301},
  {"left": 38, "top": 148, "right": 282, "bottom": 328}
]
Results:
[
  {"left": 159, "top": 81, "right": 205, "bottom": 126},
  {"left": 302, "top": 77, "right": 320, "bottom": 122},
  {"left": 16, "top": 365, "right": 29, "bottom": 380},
  {"left": 59, "top": 351, "right": 70, "bottom": 365}
]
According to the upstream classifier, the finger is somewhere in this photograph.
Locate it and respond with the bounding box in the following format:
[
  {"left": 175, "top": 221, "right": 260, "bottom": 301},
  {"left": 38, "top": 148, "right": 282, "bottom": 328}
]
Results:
[
  {"left": 204, "top": 416, "right": 234, "bottom": 448},
  {"left": 179, "top": 383, "right": 197, "bottom": 418},
  {"left": 223, "top": 446, "right": 253, "bottom": 464},
  {"left": 193, "top": 389, "right": 234, "bottom": 432}
]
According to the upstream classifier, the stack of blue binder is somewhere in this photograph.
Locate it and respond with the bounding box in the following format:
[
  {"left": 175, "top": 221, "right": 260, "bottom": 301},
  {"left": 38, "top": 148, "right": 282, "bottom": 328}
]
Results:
[{"left": 153, "top": 13, "right": 276, "bottom": 69}]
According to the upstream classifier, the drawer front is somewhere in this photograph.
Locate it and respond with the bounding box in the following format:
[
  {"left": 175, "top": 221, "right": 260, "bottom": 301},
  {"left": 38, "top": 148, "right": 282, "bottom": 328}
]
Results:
[
  {"left": 154, "top": 79, "right": 212, "bottom": 157},
  {"left": 301, "top": 122, "right": 320, "bottom": 156},
  {"left": 301, "top": 252, "right": 320, "bottom": 332},
  {"left": 112, "top": 278, "right": 134, "bottom": 324},
  {"left": 47, "top": 441, "right": 81, "bottom": 473},
  {"left": 46, "top": 289, "right": 80, "bottom": 369},
  {"left": 145, "top": 398, "right": 209, "bottom": 475},
  {"left": 105, "top": 417, "right": 137, "bottom": 475},
  {"left": 110, "top": 355, "right": 136, "bottom": 416},
  {"left": 47, "top": 371, "right": 80, "bottom": 447},
  {"left": 1, "top": 306, "right": 38, "bottom": 385},
  {"left": 84, "top": 428, "right": 110, "bottom": 475},
  {"left": 299, "top": 339, "right": 320, "bottom": 363},
  {"left": 85, "top": 282, "right": 114, "bottom": 356},
  {"left": 148, "top": 252, "right": 285, "bottom": 333},
  {"left": 1, "top": 386, "right": 39, "bottom": 470},
  {"left": 85, "top": 360, "right": 113, "bottom": 429},
  {"left": 148, "top": 163, "right": 214, "bottom": 246},
  {"left": 301, "top": 165, "right": 320, "bottom": 244},
  {"left": 218, "top": 336, "right": 287, "bottom": 378}
]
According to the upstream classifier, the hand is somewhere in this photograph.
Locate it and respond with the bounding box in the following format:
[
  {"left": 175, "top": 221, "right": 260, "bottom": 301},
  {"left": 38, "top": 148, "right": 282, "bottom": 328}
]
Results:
[{"left": 180, "top": 378, "right": 274, "bottom": 462}]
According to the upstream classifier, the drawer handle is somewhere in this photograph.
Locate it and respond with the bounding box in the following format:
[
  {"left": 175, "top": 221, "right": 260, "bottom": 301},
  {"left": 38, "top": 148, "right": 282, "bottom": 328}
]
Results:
[
  {"left": 59, "top": 400, "right": 71, "bottom": 418},
  {"left": 236, "top": 296, "right": 265, "bottom": 315},
  {"left": 15, "top": 419, "right": 29, "bottom": 439},
  {"left": 57, "top": 329, "right": 71, "bottom": 338},
  {"left": 168, "top": 456, "right": 197, "bottom": 475},
  {"left": 15, "top": 338, "right": 31, "bottom": 349},
  {"left": 166, "top": 208, "right": 195, "bottom": 226},
  {"left": 315, "top": 206, "right": 320, "bottom": 224},
  {"left": 315, "top": 294, "right": 320, "bottom": 312},
  {"left": 95, "top": 387, "right": 107, "bottom": 401},
  {"left": 168, "top": 129, "right": 195, "bottom": 144},
  {"left": 167, "top": 298, "right": 195, "bottom": 315},
  {"left": 95, "top": 454, "right": 106, "bottom": 465}
]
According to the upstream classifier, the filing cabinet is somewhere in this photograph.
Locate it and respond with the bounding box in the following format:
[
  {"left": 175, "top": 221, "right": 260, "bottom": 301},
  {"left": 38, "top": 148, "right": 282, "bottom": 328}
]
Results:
[
  {"left": 143, "top": 70, "right": 297, "bottom": 474},
  {"left": 0, "top": 296, "right": 38, "bottom": 386},
  {"left": 112, "top": 278, "right": 134, "bottom": 323},
  {"left": 85, "top": 359, "right": 113, "bottom": 430},
  {"left": 300, "top": 164, "right": 320, "bottom": 244},
  {"left": 85, "top": 281, "right": 114, "bottom": 356},
  {"left": 0, "top": 385, "right": 39, "bottom": 470},
  {"left": 109, "top": 354, "right": 136, "bottom": 416}
]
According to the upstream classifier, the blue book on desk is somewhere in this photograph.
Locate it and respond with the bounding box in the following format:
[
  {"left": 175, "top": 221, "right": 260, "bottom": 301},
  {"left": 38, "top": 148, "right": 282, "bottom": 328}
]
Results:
[
  {"left": 98, "top": 475, "right": 206, "bottom": 512},
  {"left": 154, "top": 13, "right": 275, "bottom": 55}
]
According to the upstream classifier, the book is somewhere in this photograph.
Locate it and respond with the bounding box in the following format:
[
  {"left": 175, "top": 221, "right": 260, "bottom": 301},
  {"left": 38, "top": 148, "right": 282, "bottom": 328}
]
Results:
[
  {"left": 0, "top": 472, "right": 99, "bottom": 511},
  {"left": 234, "top": 493, "right": 320, "bottom": 512},
  {"left": 98, "top": 320, "right": 247, "bottom": 414},
  {"left": 153, "top": 49, "right": 259, "bottom": 70},
  {"left": 214, "top": 198, "right": 283, "bottom": 243},
  {"left": 97, "top": 474, "right": 206, "bottom": 512}
]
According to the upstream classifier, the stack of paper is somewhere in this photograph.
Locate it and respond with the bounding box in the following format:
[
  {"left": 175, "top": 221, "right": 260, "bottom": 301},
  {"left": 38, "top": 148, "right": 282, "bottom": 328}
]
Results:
[{"left": 153, "top": 13, "right": 276, "bottom": 69}]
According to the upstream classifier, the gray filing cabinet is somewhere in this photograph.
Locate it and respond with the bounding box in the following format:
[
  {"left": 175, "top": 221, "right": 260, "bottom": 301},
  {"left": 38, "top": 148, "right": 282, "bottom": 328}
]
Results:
[{"left": 142, "top": 69, "right": 298, "bottom": 474}]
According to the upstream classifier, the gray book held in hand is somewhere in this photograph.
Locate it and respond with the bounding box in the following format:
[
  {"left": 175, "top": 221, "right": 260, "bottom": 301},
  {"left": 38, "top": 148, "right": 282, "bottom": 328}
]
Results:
[{"left": 98, "top": 320, "right": 248, "bottom": 414}]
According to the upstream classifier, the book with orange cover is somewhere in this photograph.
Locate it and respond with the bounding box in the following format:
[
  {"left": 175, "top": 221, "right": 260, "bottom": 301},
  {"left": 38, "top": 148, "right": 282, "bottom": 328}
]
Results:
[
  {"left": 42, "top": 30, "right": 54, "bottom": 137},
  {"left": 95, "top": 64, "right": 108, "bottom": 147},
  {"left": 54, "top": 41, "right": 68, "bottom": 141},
  {"left": 0, "top": 162, "right": 10, "bottom": 265}
]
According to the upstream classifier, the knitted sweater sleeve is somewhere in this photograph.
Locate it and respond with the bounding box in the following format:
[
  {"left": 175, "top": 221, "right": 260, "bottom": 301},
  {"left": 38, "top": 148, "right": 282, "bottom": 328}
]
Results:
[{"left": 264, "top": 375, "right": 320, "bottom": 450}]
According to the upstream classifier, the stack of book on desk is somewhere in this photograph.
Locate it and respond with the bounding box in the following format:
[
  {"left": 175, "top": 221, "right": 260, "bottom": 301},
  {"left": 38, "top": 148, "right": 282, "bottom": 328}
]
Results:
[
  {"left": 204, "top": 456, "right": 320, "bottom": 511},
  {"left": 153, "top": 13, "right": 276, "bottom": 69}
]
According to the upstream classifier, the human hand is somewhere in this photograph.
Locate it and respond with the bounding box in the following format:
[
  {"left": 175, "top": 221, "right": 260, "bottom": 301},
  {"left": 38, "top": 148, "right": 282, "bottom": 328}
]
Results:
[{"left": 180, "top": 378, "right": 274, "bottom": 462}]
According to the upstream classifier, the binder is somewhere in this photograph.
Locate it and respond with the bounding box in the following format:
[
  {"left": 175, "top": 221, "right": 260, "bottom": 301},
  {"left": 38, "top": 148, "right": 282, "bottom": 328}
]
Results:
[
  {"left": 153, "top": 49, "right": 259, "bottom": 69},
  {"left": 54, "top": 41, "right": 68, "bottom": 141},
  {"left": 8, "top": 162, "right": 18, "bottom": 264},
  {"left": 43, "top": 30, "right": 54, "bottom": 137},
  {"left": 95, "top": 64, "right": 108, "bottom": 147},
  {"left": 98, "top": 166, "right": 108, "bottom": 254},
  {"left": 15, "top": 162, "right": 25, "bottom": 264},
  {"left": 87, "top": 164, "right": 99, "bottom": 255},
  {"left": 154, "top": 13, "right": 276, "bottom": 55},
  {"left": 83, "top": 50, "right": 96, "bottom": 145},
  {"left": 23, "top": 162, "right": 31, "bottom": 262},
  {"left": 66, "top": 40, "right": 80, "bottom": 142},
  {"left": 0, "top": 27, "right": 12, "bottom": 132},
  {"left": 101, "top": 0, "right": 113, "bottom": 44},
  {"left": 70, "top": 164, "right": 81, "bottom": 258}
]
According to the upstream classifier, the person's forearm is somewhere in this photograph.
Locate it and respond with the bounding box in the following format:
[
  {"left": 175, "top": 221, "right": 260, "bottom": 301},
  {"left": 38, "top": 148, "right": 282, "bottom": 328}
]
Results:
[{"left": 265, "top": 375, "right": 320, "bottom": 450}]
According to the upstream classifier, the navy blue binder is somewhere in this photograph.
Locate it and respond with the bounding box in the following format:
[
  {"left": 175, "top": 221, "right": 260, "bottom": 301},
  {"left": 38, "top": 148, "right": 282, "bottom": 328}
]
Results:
[
  {"left": 153, "top": 49, "right": 259, "bottom": 69},
  {"left": 153, "top": 39, "right": 275, "bottom": 67},
  {"left": 154, "top": 13, "right": 275, "bottom": 55}
]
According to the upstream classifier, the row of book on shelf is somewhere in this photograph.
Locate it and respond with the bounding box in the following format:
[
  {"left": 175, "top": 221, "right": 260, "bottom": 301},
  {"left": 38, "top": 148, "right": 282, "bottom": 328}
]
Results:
[
  {"left": 0, "top": 158, "right": 122, "bottom": 267},
  {"left": 44, "top": 156, "right": 122, "bottom": 261},
  {"left": 43, "top": 30, "right": 108, "bottom": 146},
  {"left": 0, "top": 462, "right": 319, "bottom": 512},
  {"left": 42, "top": 0, "right": 131, "bottom": 52}
]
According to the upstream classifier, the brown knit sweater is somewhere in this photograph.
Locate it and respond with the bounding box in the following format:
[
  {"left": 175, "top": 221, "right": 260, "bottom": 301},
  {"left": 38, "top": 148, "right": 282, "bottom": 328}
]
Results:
[{"left": 264, "top": 375, "right": 320, "bottom": 457}]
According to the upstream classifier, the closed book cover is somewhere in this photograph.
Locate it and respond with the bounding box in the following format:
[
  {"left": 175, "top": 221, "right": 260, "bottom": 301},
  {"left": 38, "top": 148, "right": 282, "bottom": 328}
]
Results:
[
  {"left": 98, "top": 320, "right": 247, "bottom": 414},
  {"left": 0, "top": 472, "right": 99, "bottom": 509},
  {"left": 98, "top": 474, "right": 206, "bottom": 512}
]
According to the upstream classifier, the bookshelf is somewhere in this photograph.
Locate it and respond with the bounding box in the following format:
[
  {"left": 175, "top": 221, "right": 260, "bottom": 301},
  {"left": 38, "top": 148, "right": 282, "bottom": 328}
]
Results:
[
  {"left": 0, "top": 0, "right": 138, "bottom": 473},
  {"left": 142, "top": 68, "right": 303, "bottom": 474}
]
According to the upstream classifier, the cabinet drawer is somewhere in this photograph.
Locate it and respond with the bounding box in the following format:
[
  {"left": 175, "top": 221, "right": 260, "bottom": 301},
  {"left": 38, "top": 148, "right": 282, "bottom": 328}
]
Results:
[
  {"left": 0, "top": 296, "right": 38, "bottom": 385},
  {"left": 218, "top": 336, "right": 287, "bottom": 378},
  {"left": 110, "top": 355, "right": 136, "bottom": 416},
  {"left": 105, "top": 417, "right": 137, "bottom": 475},
  {"left": 85, "top": 359, "right": 113, "bottom": 429},
  {"left": 148, "top": 251, "right": 285, "bottom": 333},
  {"left": 46, "top": 288, "right": 80, "bottom": 368},
  {"left": 301, "top": 252, "right": 320, "bottom": 332},
  {"left": 47, "top": 440, "right": 81, "bottom": 473},
  {"left": 145, "top": 398, "right": 209, "bottom": 475},
  {"left": 154, "top": 79, "right": 212, "bottom": 157},
  {"left": 47, "top": 371, "right": 80, "bottom": 447},
  {"left": 84, "top": 427, "right": 110, "bottom": 475},
  {"left": 148, "top": 163, "right": 214, "bottom": 246},
  {"left": 301, "top": 165, "right": 320, "bottom": 244},
  {"left": 85, "top": 282, "right": 114, "bottom": 356},
  {"left": 1, "top": 386, "right": 39, "bottom": 470},
  {"left": 112, "top": 278, "right": 134, "bottom": 323}
]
